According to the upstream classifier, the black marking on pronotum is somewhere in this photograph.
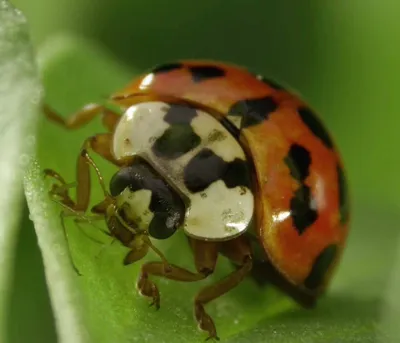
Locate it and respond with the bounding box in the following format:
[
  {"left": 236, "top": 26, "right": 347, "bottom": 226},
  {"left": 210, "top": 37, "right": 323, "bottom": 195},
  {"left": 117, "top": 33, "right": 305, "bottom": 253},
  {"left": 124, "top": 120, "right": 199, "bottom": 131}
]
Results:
[
  {"left": 184, "top": 148, "right": 251, "bottom": 193},
  {"left": 163, "top": 103, "right": 198, "bottom": 124},
  {"left": 109, "top": 159, "right": 185, "bottom": 240},
  {"left": 337, "top": 164, "right": 349, "bottom": 225},
  {"left": 151, "top": 62, "right": 184, "bottom": 74},
  {"left": 284, "top": 144, "right": 311, "bottom": 182},
  {"left": 152, "top": 125, "right": 201, "bottom": 159},
  {"left": 188, "top": 65, "right": 226, "bottom": 83},
  {"left": 304, "top": 244, "right": 338, "bottom": 290},
  {"left": 298, "top": 107, "right": 334, "bottom": 149},
  {"left": 290, "top": 185, "right": 318, "bottom": 235},
  {"left": 228, "top": 96, "right": 278, "bottom": 128},
  {"left": 255, "top": 74, "right": 285, "bottom": 91},
  {"left": 152, "top": 104, "right": 201, "bottom": 159}
]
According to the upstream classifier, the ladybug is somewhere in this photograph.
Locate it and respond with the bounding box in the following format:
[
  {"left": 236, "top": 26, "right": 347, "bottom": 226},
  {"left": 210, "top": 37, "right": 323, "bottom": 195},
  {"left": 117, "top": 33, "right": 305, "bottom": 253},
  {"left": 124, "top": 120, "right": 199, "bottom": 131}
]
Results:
[{"left": 44, "top": 60, "right": 349, "bottom": 340}]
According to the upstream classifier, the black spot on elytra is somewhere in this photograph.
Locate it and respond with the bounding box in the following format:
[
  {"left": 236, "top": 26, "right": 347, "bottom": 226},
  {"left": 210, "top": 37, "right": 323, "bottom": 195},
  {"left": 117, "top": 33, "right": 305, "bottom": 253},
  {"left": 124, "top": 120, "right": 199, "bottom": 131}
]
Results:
[
  {"left": 151, "top": 62, "right": 183, "bottom": 74},
  {"left": 256, "top": 74, "right": 285, "bottom": 90},
  {"left": 228, "top": 96, "right": 278, "bottom": 128},
  {"left": 284, "top": 144, "right": 317, "bottom": 235},
  {"left": 298, "top": 107, "right": 334, "bottom": 149},
  {"left": 304, "top": 244, "right": 338, "bottom": 290},
  {"left": 337, "top": 165, "right": 349, "bottom": 225},
  {"left": 188, "top": 65, "right": 225, "bottom": 83},
  {"left": 284, "top": 144, "right": 311, "bottom": 182},
  {"left": 184, "top": 148, "right": 251, "bottom": 193},
  {"left": 290, "top": 186, "right": 318, "bottom": 235},
  {"left": 152, "top": 104, "right": 201, "bottom": 159},
  {"left": 109, "top": 159, "right": 185, "bottom": 240}
]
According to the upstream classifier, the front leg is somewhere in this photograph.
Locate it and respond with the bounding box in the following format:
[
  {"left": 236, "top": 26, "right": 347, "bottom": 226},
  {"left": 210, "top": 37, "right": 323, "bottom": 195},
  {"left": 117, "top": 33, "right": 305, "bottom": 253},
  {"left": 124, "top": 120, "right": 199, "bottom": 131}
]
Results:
[
  {"left": 44, "top": 132, "right": 122, "bottom": 274},
  {"left": 45, "top": 133, "right": 116, "bottom": 213},
  {"left": 44, "top": 103, "right": 120, "bottom": 132}
]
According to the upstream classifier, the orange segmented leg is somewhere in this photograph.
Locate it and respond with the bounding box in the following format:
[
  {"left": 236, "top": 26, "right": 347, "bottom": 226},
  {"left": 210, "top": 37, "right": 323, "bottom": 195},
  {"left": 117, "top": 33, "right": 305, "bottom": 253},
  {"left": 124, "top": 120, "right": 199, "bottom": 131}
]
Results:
[
  {"left": 47, "top": 133, "right": 117, "bottom": 214},
  {"left": 71, "top": 133, "right": 116, "bottom": 212},
  {"left": 44, "top": 169, "right": 76, "bottom": 208},
  {"left": 43, "top": 103, "right": 120, "bottom": 132},
  {"left": 44, "top": 133, "right": 115, "bottom": 212},
  {"left": 136, "top": 240, "right": 218, "bottom": 311},
  {"left": 44, "top": 133, "right": 118, "bottom": 275},
  {"left": 194, "top": 236, "right": 253, "bottom": 341}
]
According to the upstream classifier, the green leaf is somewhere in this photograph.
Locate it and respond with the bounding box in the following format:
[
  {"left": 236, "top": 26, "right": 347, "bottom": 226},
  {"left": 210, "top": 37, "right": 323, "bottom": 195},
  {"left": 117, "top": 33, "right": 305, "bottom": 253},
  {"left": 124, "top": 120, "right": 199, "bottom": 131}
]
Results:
[
  {"left": 5, "top": 203, "right": 57, "bottom": 343},
  {"left": 378, "top": 233, "right": 400, "bottom": 343},
  {"left": 26, "top": 35, "right": 399, "bottom": 342},
  {"left": 0, "top": 1, "right": 41, "bottom": 340}
]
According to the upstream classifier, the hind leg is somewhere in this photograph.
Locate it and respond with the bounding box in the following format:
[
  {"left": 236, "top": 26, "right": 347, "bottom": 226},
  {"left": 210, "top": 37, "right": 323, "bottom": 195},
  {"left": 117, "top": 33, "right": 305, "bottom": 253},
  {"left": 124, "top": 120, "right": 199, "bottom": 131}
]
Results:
[{"left": 134, "top": 240, "right": 218, "bottom": 311}]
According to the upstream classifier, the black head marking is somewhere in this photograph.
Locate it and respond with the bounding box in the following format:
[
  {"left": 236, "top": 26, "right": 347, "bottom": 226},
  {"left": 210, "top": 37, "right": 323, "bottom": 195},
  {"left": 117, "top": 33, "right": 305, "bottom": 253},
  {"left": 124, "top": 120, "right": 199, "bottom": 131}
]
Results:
[
  {"left": 298, "top": 107, "right": 334, "bottom": 150},
  {"left": 255, "top": 74, "right": 285, "bottom": 90},
  {"left": 188, "top": 65, "right": 225, "bottom": 83},
  {"left": 304, "top": 244, "right": 338, "bottom": 290},
  {"left": 184, "top": 148, "right": 251, "bottom": 193},
  {"left": 284, "top": 144, "right": 311, "bottom": 182},
  {"left": 151, "top": 62, "right": 183, "bottom": 74},
  {"left": 109, "top": 159, "right": 185, "bottom": 240},
  {"left": 290, "top": 185, "right": 318, "bottom": 235},
  {"left": 152, "top": 104, "right": 201, "bottom": 160},
  {"left": 228, "top": 96, "right": 278, "bottom": 128},
  {"left": 337, "top": 165, "right": 349, "bottom": 225}
]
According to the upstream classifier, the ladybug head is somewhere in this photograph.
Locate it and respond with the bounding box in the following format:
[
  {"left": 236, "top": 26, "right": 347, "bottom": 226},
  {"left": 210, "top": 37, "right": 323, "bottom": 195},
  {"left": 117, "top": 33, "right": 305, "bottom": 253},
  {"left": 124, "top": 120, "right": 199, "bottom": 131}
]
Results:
[{"left": 107, "top": 157, "right": 186, "bottom": 241}]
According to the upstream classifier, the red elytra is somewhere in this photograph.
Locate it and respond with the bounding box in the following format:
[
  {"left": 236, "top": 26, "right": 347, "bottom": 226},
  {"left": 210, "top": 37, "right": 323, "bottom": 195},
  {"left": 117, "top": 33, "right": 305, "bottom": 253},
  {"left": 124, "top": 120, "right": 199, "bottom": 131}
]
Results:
[{"left": 113, "top": 60, "right": 350, "bottom": 296}]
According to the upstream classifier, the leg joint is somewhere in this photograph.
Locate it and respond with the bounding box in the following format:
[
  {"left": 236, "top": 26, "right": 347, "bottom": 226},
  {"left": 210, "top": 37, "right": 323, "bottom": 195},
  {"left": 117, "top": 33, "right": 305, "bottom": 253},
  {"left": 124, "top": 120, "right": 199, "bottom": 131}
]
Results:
[{"left": 199, "top": 268, "right": 214, "bottom": 277}]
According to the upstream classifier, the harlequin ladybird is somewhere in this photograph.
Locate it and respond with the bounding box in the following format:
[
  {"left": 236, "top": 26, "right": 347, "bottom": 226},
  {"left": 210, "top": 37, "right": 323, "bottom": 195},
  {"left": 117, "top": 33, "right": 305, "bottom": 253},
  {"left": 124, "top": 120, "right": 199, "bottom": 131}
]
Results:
[{"left": 44, "top": 60, "right": 349, "bottom": 340}]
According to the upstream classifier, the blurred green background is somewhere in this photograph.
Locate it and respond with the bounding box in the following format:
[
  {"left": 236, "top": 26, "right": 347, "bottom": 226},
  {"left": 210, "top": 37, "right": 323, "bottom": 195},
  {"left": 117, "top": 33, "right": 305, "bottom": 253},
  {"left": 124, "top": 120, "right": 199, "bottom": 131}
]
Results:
[{"left": 7, "top": 1, "right": 399, "bottom": 342}]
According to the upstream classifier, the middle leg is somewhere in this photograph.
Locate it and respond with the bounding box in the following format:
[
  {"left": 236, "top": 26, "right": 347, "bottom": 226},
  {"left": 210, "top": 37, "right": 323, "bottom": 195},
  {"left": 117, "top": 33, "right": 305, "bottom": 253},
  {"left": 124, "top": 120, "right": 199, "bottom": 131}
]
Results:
[{"left": 135, "top": 239, "right": 218, "bottom": 310}]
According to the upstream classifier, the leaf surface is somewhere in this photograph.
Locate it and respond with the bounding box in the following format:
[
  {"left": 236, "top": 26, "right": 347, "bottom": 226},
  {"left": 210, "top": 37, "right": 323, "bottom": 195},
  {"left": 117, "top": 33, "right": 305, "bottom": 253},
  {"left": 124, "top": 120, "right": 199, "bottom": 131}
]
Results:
[{"left": 0, "top": 1, "right": 41, "bottom": 339}]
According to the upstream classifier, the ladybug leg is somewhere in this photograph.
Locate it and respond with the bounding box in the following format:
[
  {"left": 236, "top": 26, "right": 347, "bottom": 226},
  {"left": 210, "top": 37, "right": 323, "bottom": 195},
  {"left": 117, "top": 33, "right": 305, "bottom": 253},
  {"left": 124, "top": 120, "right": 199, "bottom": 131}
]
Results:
[
  {"left": 43, "top": 103, "right": 120, "bottom": 132},
  {"left": 46, "top": 131, "right": 133, "bottom": 213},
  {"left": 194, "top": 236, "right": 253, "bottom": 341},
  {"left": 43, "top": 169, "right": 76, "bottom": 208},
  {"left": 124, "top": 244, "right": 149, "bottom": 266},
  {"left": 45, "top": 134, "right": 113, "bottom": 213},
  {"left": 136, "top": 240, "right": 218, "bottom": 310},
  {"left": 44, "top": 134, "right": 120, "bottom": 274},
  {"left": 136, "top": 262, "right": 205, "bottom": 310},
  {"left": 74, "top": 133, "right": 134, "bottom": 209}
]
